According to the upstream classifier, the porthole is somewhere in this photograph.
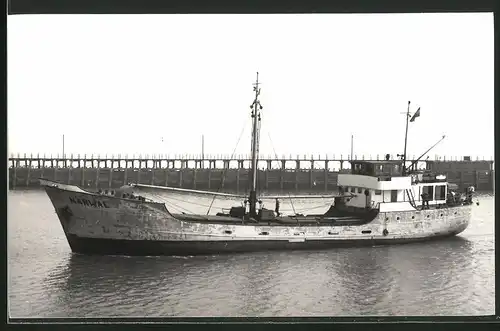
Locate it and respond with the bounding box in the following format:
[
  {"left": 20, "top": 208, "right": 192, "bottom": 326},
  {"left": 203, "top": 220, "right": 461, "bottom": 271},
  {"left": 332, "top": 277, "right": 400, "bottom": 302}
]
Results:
[
  {"left": 385, "top": 217, "right": 389, "bottom": 221},
  {"left": 440, "top": 214, "right": 444, "bottom": 217},
  {"left": 396, "top": 217, "right": 400, "bottom": 220},
  {"left": 454, "top": 212, "right": 457, "bottom": 215},
  {"left": 328, "top": 231, "right": 339, "bottom": 235},
  {"left": 362, "top": 230, "right": 372, "bottom": 234},
  {"left": 224, "top": 230, "right": 232, "bottom": 235},
  {"left": 411, "top": 216, "right": 415, "bottom": 219},
  {"left": 259, "top": 231, "right": 269, "bottom": 236},
  {"left": 427, "top": 215, "right": 430, "bottom": 218}
]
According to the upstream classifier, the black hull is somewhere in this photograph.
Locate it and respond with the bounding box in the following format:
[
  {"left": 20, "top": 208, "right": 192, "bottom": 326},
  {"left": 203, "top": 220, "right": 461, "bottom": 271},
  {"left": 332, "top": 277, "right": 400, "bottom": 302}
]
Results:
[{"left": 66, "top": 232, "right": 464, "bottom": 256}]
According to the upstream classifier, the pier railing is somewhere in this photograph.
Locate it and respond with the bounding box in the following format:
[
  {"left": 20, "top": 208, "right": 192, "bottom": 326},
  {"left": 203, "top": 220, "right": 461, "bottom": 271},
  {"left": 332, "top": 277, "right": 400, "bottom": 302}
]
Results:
[{"left": 7, "top": 153, "right": 495, "bottom": 162}]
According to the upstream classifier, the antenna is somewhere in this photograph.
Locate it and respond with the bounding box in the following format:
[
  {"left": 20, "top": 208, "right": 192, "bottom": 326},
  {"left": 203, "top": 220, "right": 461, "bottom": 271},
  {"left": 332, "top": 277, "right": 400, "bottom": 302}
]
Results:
[
  {"left": 401, "top": 101, "right": 421, "bottom": 174},
  {"left": 402, "top": 101, "right": 410, "bottom": 175},
  {"left": 62, "top": 134, "right": 65, "bottom": 159}
]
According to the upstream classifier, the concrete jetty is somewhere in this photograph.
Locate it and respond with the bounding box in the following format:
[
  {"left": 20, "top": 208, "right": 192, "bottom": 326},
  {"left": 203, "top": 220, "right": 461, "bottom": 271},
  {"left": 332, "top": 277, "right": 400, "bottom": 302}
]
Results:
[{"left": 8, "top": 153, "right": 495, "bottom": 192}]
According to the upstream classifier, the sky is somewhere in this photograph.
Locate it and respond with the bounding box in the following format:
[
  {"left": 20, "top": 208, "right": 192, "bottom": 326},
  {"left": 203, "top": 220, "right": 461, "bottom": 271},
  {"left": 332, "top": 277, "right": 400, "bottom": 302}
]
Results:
[{"left": 7, "top": 13, "right": 494, "bottom": 161}]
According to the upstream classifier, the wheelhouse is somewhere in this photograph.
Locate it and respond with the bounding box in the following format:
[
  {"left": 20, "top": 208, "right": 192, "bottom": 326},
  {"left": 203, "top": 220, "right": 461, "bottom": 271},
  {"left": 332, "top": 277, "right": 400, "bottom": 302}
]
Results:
[{"left": 338, "top": 160, "right": 452, "bottom": 212}]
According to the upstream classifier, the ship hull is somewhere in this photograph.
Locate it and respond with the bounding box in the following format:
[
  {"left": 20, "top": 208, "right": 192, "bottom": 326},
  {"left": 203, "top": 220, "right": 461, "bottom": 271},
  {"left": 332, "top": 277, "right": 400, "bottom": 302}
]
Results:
[
  {"left": 66, "top": 231, "right": 467, "bottom": 256},
  {"left": 40, "top": 179, "right": 472, "bottom": 257}
]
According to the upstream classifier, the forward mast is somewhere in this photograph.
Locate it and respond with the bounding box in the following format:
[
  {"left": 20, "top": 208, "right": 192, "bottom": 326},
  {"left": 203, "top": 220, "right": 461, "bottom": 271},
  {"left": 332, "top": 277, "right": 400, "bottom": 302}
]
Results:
[{"left": 248, "top": 72, "right": 262, "bottom": 217}]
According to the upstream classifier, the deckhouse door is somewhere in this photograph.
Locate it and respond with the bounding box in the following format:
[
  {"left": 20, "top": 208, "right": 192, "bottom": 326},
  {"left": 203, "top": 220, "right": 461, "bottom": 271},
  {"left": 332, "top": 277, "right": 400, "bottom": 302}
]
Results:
[{"left": 391, "top": 190, "right": 398, "bottom": 202}]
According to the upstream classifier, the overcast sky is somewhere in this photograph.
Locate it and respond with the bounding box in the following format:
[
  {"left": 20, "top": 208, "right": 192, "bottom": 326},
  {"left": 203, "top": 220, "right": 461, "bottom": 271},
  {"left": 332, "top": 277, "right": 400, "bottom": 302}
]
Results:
[{"left": 7, "top": 13, "right": 494, "bottom": 161}]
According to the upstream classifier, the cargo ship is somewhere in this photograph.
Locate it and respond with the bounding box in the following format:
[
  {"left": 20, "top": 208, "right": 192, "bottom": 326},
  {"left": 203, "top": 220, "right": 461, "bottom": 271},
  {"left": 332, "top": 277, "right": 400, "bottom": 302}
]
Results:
[{"left": 40, "top": 73, "right": 476, "bottom": 256}]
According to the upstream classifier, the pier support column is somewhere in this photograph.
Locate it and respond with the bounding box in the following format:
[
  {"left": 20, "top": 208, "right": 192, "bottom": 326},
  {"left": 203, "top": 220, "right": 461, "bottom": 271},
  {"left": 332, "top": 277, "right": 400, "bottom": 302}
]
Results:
[
  {"left": 236, "top": 169, "right": 240, "bottom": 193},
  {"left": 267, "top": 160, "right": 272, "bottom": 170},
  {"left": 26, "top": 165, "right": 31, "bottom": 187},
  {"left": 109, "top": 168, "right": 114, "bottom": 188},
  {"left": 95, "top": 168, "right": 100, "bottom": 189},
  {"left": 281, "top": 160, "right": 286, "bottom": 170},
  {"left": 265, "top": 169, "right": 269, "bottom": 190},
  {"left": 164, "top": 169, "right": 169, "bottom": 186},
  {"left": 221, "top": 170, "right": 225, "bottom": 190},
  {"left": 309, "top": 169, "right": 313, "bottom": 190},
  {"left": 324, "top": 169, "right": 328, "bottom": 192},
  {"left": 179, "top": 170, "right": 183, "bottom": 188},
  {"left": 81, "top": 168, "right": 85, "bottom": 187},
  {"left": 137, "top": 162, "right": 141, "bottom": 184},
  {"left": 280, "top": 169, "right": 284, "bottom": 192},
  {"left": 491, "top": 170, "right": 495, "bottom": 191},
  {"left": 12, "top": 167, "right": 17, "bottom": 189},
  {"left": 295, "top": 168, "right": 299, "bottom": 192},
  {"left": 123, "top": 168, "right": 128, "bottom": 186},
  {"left": 193, "top": 169, "right": 197, "bottom": 189}
]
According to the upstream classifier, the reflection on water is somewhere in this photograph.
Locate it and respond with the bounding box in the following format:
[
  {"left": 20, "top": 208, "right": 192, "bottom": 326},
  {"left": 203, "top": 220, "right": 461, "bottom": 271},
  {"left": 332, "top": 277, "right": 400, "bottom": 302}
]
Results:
[
  {"left": 8, "top": 191, "right": 495, "bottom": 317},
  {"left": 38, "top": 237, "right": 482, "bottom": 317}
]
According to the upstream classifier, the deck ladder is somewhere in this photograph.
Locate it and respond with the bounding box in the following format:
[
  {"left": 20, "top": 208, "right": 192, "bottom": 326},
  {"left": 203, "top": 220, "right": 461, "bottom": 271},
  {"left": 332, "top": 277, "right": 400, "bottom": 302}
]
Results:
[{"left": 405, "top": 189, "right": 418, "bottom": 209}]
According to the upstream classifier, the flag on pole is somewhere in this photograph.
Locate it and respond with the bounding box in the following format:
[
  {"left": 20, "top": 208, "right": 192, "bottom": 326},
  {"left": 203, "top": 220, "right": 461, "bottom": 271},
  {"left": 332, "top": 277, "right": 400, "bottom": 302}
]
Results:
[{"left": 410, "top": 107, "right": 420, "bottom": 122}]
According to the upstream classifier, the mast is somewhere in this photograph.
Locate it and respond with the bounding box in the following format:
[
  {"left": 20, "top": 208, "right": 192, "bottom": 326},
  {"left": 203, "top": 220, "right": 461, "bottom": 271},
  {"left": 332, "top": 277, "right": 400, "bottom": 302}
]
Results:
[
  {"left": 248, "top": 72, "right": 262, "bottom": 217},
  {"left": 350, "top": 134, "right": 354, "bottom": 160},
  {"left": 402, "top": 101, "right": 410, "bottom": 175},
  {"left": 201, "top": 135, "right": 205, "bottom": 161}
]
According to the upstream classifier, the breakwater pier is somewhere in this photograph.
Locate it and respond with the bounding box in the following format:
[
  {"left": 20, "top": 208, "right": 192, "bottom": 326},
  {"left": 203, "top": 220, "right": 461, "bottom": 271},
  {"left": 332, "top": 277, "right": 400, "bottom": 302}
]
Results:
[{"left": 8, "top": 153, "right": 494, "bottom": 193}]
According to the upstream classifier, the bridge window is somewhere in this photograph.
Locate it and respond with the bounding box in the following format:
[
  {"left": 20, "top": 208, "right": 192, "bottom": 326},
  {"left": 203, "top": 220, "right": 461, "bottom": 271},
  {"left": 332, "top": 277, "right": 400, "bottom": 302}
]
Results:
[
  {"left": 357, "top": 187, "right": 362, "bottom": 193},
  {"left": 435, "top": 185, "right": 446, "bottom": 200},
  {"left": 375, "top": 190, "right": 382, "bottom": 195},
  {"left": 422, "top": 186, "right": 434, "bottom": 200}
]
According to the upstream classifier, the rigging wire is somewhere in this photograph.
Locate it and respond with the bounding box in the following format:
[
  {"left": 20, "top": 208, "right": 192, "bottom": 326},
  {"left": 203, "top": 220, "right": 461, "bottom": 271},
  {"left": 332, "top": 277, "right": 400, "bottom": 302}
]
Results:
[
  {"left": 206, "top": 118, "right": 250, "bottom": 215},
  {"left": 144, "top": 191, "right": 194, "bottom": 214},
  {"left": 267, "top": 131, "right": 331, "bottom": 216},
  {"left": 162, "top": 194, "right": 229, "bottom": 212}
]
